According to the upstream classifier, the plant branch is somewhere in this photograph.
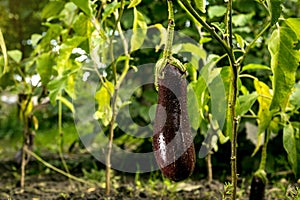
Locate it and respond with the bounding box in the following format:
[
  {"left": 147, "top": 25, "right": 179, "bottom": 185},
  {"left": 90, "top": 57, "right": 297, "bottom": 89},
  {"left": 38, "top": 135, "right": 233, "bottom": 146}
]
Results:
[
  {"left": 24, "top": 147, "right": 95, "bottom": 186},
  {"left": 237, "top": 21, "right": 271, "bottom": 65},
  {"left": 163, "top": 0, "right": 175, "bottom": 60},
  {"left": 178, "top": 0, "right": 235, "bottom": 65},
  {"left": 106, "top": 0, "right": 127, "bottom": 195},
  {"left": 227, "top": 0, "right": 233, "bottom": 49}
]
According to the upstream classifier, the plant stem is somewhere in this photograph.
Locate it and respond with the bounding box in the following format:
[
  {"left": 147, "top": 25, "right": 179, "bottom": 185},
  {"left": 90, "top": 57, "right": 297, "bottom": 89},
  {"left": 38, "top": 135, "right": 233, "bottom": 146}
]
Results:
[
  {"left": 259, "top": 129, "right": 270, "bottom": 171},
  {"left": 57, "top": 93, "right": 70, "bottom": 177},
  {"left": 163, "top": 0, "right": 175, "bottom": 60},
  {"left": 23, "top": 147, "right": 95, "bottom": 186},
  {"left": 206, "top": 151, "right": 213, "bottom": 183},
  {"left": 106, "top": 0, "right": 126, "bottom": 195},
  {"left": 226, "top": 0, "right": 233, "bottom": 49},
  {"left": 179, "top": 0, "right": 239, "bottom": 198}
]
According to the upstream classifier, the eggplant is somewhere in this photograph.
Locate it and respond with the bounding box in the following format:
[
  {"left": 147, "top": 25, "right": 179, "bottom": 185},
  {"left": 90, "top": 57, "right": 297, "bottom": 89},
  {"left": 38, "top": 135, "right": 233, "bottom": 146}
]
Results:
[
  {"left": 249, "top": 175, "right": 265, "bottom": 200},
  {"left": 153, "top": 64, "right": 196, "bottom": 182}
]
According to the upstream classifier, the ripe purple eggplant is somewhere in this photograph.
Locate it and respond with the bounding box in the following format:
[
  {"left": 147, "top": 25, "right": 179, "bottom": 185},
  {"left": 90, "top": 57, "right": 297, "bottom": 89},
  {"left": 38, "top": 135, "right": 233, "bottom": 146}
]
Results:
[
  {"left": 153, "top": 64, "right": 196, "bottom": 182},
  {"left": 249, "top": 175, "right": 265, "bottom": 200}
]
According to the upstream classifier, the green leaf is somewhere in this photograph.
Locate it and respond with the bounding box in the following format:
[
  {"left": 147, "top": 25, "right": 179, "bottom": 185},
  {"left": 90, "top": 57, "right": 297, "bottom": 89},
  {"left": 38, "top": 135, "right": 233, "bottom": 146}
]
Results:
[
  {"left": 36, "top": 52, "right": 54, "bottom": 85},
  {"left": 36, "top": 23, "right": 63, "bottom": 53},
  {"left": 194, "top": 0, "right": 206, "bottom": 13},
  {"left": 73, "top": 13, "right": 90, "bottom": 36},
  {"left": 48, "top": 76, "right": 68, "bottom": 105},
  {"left": 266, "top": 0, "right": 282, "bottom": 26},
  {"left": 207, "top": 5, "right": 226, "bottom": 19},
  {"left": 56, "top": 36, "right": 86, "bottom": 75},
  {"left": 7, "top": 50, "right": 22, "bottom": 63},
  {"left": 254, "top": 79, "right": 272, "bottom": 134},
  {"left": 95, "top": 81, "right": 114, "bottom": 126},
  {"left": 71, "top": 0, "right": 92, "bottom": 17},
  {"left": 0, "top": 28, "right": 8, "bottom": 76},
  {"left": 173, "top": 43, "right": 206, "bottom": 68},
  {"left": 102, "top": 1, "right": 120, "bottom": 24},
  {"left": 128, "top": 0, "right": 142, "bottom": 8},
  {"left": 232, "top": 12, "right": 255, "bottom": 27},
  {"left": 268, "top": 25, "right": 300, "bottom": 111},
  {"left": 285, "top": 18, "right": 300, "bottom": 40},
  {"left": 31, "top": 34, "right": 43, "bottom": 47},
  {"left": 235, "top": 34, "right": 245, "bottom": 50},
  {"left": 188, "top": 84, "right": 200, "bottom": 130},
  {"left": 41, "top": 1, "right": 65, "bottom": 19},
  {"left": 130, "top": 7, "right": 147, "bottom": 52},
  {"left": 283, "top": 123, "right": 300, "bottom": 178},
  {"left": 241, "top": 64, "right": 270, "bottom": 73},
  {"left": 236, "top": 92, "right": 258, "bottom": 117}
]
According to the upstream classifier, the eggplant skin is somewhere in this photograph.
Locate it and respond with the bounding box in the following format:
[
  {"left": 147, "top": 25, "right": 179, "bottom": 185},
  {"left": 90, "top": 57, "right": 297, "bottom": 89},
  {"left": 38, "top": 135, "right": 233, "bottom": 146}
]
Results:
[
  {"left": 153, "top": 64, "right": 196, "bottom": 182},
  {"left": 249, "top": 176, "right": 265, "bottom": 200}
]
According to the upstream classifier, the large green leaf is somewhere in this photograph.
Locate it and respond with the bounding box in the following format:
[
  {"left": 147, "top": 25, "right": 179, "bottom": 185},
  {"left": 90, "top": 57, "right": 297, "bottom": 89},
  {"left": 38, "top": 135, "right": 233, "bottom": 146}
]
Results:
[
  {"left": 285, "top": 18, "right": 300, "bottom": 40},
  {"left": 283, "top": 123, "right": 300, "bottom": 179},
  {"left": 130, "top": 7, "right": 147, "bottom": 52},
  {"left": 268, "top": 25, "right": 300, "bottom": 111},
  {"left": 71, "top": 0, "right": 92, "bottom": 17}
]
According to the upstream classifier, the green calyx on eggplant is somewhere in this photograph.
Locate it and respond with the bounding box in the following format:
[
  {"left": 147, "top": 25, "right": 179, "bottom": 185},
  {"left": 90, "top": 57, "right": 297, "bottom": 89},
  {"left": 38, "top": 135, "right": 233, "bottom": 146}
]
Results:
[{"left": 153, "top": 63, "right": 196, "bottom": 182}]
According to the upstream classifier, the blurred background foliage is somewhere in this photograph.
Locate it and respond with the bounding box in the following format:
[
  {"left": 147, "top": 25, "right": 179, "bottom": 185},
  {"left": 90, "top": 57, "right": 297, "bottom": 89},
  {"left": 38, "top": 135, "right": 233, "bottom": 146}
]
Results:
[{"left": 0, "top": 0, "right": 299, "bottom": 183}]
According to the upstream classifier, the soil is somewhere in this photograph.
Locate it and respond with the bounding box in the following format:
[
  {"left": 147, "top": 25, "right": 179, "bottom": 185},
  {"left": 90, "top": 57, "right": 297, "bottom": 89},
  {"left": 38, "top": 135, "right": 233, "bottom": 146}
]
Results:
[{"left": 0, "top": 153, "right": 298, "bottom": 200}]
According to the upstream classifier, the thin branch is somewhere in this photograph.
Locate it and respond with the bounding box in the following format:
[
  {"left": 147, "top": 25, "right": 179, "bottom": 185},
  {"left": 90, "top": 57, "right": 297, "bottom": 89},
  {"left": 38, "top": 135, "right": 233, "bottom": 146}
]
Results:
[
  {"left": 237, "top": 21, "right": 271, "bottom": 65},
  {"left": 24, "top": 147, "right": 95, "bottom": 187},
  {"left": 178, "top": 0, "right": 235, "bottom": 65}
]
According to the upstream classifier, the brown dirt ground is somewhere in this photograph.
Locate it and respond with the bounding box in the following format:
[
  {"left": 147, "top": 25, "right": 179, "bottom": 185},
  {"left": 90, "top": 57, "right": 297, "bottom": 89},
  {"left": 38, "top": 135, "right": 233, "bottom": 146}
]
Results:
[{"left": 0, "top": 154, "right": 297, "bottom": 200}]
